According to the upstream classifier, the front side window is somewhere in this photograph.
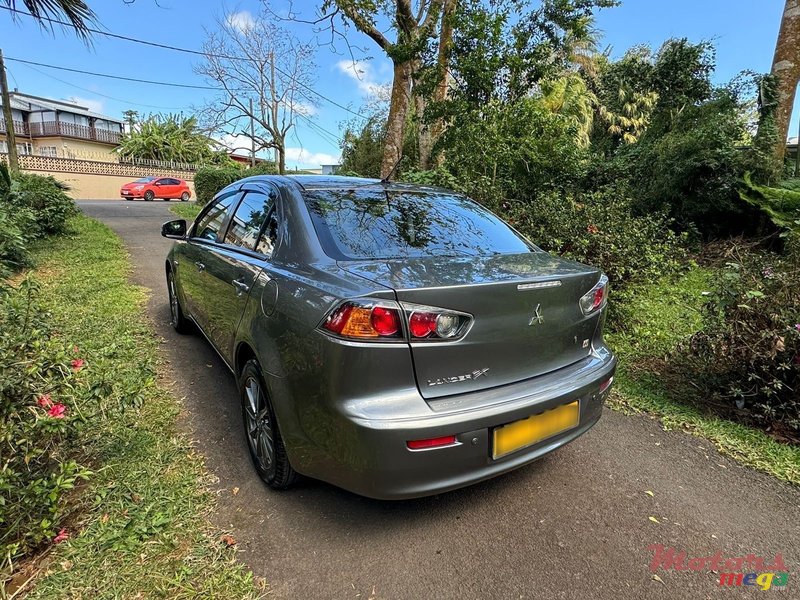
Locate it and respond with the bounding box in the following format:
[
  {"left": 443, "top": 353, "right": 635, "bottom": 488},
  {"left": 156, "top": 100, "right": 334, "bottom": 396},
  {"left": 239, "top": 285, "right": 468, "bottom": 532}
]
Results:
[
  {"left": 304, "top": 189, "right": 533, "bottom": 260},
  {"left": 193, "top": 194, "right": 239, "bottom": 242},
  {"left": 224, "top": 191, "right": 277, "bottom": 255}
]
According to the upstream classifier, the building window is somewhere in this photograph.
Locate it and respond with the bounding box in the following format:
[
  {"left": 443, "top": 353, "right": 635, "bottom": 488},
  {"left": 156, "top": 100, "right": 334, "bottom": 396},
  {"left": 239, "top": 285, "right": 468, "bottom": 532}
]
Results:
[
  {"left": 0, "top": 141, "right": 33, "bottom": 155},
  {"left": 37, "top": 146, "right": 58, "bottom": 157}
]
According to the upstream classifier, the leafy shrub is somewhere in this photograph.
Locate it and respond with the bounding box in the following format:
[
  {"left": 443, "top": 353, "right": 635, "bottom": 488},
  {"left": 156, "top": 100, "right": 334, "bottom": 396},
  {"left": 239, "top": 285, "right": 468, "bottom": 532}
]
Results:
[
  {"left": 0, "top": 204, "right": 32, "bottom": 278},
  {"left": 193, "top": 161, "right": 279, "bottom": 205},
  {"left": 622, "top": 92, "right": 751, "bottom": 236},
  {"left": 8, "top": 173, "right": 77, "bottom": 238},
  {"left": 738, "top": 173, "right": 800, "bottom": 233},
  {"left": 677, "top": 239, "right": 800, "bottom": 436},
  {"left": 0, "top": 279, "right": 91, "bottom": 561},
  {"left": 193, "top": 166, "right": 241, "bottom": 206},
  {"left": 494, "top": 184, "right": 688, "bottom": 288}
]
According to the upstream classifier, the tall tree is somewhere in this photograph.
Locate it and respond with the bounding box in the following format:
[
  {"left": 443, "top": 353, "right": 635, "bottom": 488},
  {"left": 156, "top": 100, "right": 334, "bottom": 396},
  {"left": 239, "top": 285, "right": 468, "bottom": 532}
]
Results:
[
  {"left": 765, "top": 0, "right": 800, "bottom": 163},
  {"left": 321, "top": 1, "right": 445, "bottom": 177},
  {"left": 196, "top": 10, "right": 316, "bottom": 174}
]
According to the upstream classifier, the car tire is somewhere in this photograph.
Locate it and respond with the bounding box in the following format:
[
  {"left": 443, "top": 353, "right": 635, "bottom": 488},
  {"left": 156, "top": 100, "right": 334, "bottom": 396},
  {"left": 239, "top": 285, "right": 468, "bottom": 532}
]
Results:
[
  {"left": 166, "top": 267, "right": 192, "bottom": 334},
  {"left": 180, "top": 192, "right": 190, "bottom": 202},
  {"left": 144, "top": 190, "right": 155, "bottom": 201},
  {"left": 240, "top": 359, "right": 297, "bottom": 490}
]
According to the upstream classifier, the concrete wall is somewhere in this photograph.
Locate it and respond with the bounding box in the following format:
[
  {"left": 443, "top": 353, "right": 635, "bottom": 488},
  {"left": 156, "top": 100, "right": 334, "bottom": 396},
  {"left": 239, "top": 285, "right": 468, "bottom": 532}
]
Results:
[
  {"left": 2, "top": 154, "right": 197, "bottom": 200},
  {"left": 29, "top": 171, "right": 196, "bottom": 200}
]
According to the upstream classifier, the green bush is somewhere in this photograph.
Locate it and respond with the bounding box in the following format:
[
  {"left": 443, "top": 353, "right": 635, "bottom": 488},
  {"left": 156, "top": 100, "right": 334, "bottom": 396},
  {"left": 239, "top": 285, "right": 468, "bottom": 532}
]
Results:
[
  {"left": 193, "top": 161, "right": 279, "bottom": 206},
  {"left": 193, "top": 166, "right": 241, "bottom": 206},
  {"left": 0, "top": 204, "right": 32, "bottom": 278},
  {"left": 677, "top": 239, "right": 800, "bottom": 435},
  {"left": 494, "top": 184, "right": 688, "bottom": 289},
  {"left": 0, "top": 278, "right": 92, "bottom": 561},
  {"left": 8, "top": 173, "right": 77, "bottom": 238}
]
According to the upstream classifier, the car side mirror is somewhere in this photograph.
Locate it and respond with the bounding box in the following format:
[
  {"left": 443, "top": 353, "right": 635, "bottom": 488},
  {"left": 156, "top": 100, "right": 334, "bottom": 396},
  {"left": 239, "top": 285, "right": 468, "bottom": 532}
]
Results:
[{"left": 162, "top": 219, "right": 187, "bottom": 239}]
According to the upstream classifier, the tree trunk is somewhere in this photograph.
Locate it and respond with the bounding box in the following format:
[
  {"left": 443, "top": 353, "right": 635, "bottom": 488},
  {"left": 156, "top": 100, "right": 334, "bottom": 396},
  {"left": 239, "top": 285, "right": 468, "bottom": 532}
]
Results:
[
  {"left": 429, "top": 0, "right": 456, "bottom": 168},
  {"left": 381, "top": 59, "right": 414, "bottom": 178},
  {"left": 770, "top": 0, "right": 800, "bottom": 163},
  {"left": 276, "top": 139, "right": 286, "bottom": 174},
  {"left": 415, "top": 74, "right": 434, "bottom": 170}
]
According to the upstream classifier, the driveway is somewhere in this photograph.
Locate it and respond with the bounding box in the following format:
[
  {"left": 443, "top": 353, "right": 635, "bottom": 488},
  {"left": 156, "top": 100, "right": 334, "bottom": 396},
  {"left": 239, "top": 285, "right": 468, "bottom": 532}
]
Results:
[{"left": 80, "top": 200, "right": 799, "bottom": 599}]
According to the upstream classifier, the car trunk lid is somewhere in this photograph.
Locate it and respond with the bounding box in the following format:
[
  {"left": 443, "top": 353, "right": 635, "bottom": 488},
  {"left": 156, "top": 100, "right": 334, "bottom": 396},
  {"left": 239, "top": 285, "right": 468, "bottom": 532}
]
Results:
[{"left": 342, "top": 252, "right": 603, "bottom": 399}]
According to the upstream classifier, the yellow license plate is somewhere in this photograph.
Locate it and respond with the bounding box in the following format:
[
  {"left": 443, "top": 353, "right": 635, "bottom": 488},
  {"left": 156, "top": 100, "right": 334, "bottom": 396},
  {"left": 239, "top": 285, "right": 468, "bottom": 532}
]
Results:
[{"left": 492, "top": 401, "right": 580, "bottom": 459}]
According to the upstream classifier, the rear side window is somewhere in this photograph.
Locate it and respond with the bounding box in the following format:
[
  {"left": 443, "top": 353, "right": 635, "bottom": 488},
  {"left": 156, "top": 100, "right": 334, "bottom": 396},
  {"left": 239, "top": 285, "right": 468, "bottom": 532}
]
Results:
[
  {"left": 193, "top": 194, "right": 238, "bottom": 241},
  {"left": 304, "top": 189, "right": 532, "bottom": 260},
  {"left": 224, "top": 191, "right": 277, "bottom": 254}
]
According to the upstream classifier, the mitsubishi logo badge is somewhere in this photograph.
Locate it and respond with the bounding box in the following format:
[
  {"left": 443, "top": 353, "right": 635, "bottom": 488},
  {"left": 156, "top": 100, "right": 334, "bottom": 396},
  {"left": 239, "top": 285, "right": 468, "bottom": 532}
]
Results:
[{"left": 529, "top": 304, "right": 544, "bottom": 326}]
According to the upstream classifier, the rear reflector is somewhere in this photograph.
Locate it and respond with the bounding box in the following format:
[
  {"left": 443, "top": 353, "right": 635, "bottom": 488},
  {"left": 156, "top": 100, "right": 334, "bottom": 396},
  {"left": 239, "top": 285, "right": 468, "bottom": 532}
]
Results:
[
  {"left": 407, "top": 435, "right": 457, "bottom": 450},
  {"left": 599, "top": 377, "right": 614, "bottom": 393}
]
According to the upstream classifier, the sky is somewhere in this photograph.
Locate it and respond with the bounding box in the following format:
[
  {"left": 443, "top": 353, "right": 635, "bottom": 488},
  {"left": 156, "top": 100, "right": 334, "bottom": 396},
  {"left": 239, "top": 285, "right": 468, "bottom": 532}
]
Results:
[{"left": 0, "top": 1, "right": 795, "bottom": 168}]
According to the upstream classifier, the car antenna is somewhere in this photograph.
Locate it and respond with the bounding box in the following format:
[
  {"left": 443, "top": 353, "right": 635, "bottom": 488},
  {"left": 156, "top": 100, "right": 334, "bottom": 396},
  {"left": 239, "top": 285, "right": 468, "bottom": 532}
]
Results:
[{"left": 380, "top": 156, "right": 404, "bottom": 184}]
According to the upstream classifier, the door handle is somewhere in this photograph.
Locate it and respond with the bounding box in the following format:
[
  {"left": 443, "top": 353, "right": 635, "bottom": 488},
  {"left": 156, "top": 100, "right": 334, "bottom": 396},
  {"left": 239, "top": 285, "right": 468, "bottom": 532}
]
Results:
[
  {"left": 232, "top": 279, "right": 251, "bottom": 294},
  {"left": 194, "top": 261, "right": 205, "bottom": 271}
]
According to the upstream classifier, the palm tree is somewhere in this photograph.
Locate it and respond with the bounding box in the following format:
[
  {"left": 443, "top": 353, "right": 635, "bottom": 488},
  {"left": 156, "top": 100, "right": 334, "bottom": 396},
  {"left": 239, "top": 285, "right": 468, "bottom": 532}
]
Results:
[{"left": 3, "top": 0, "right": 96, "bottom": 39}]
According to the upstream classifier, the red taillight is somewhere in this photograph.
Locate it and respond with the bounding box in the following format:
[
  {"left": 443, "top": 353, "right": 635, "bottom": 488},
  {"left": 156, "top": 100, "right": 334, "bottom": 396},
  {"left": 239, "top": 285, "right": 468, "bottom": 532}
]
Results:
[
  {"left": 371, "top": 306, "right": 400, "bottom": 336},
  {"left": 322, "top": 302, "right": 402, "bottom": 340},
  {"left": 407, "top": 435, "right": 457, "bottom": 450},
  {"left": 321, "top": 300, "right": 472, "bottom": 342},
  {"left": 599, "top": 377, "right": 613, "bottom": 393},
  {"left": 409, "top": 311, "right": 437, "bottom": 338},
  {"left": 580, "top": 275, "right": 609, "bottom": 315}
]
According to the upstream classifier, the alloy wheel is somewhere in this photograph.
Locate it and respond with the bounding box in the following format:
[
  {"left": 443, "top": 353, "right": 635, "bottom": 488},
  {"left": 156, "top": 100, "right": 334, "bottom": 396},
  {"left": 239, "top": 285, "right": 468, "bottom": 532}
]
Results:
[{"left": 243, "top": 376, "right": 274, "bottom": 472}]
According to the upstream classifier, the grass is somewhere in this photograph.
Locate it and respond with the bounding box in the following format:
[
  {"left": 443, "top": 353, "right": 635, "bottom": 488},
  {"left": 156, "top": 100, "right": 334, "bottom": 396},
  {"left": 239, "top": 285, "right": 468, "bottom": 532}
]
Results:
[
  {"left": 606, "top": 267, "right": 800, "bottom": 485},
  {"left": 170, "top": 203, "right": 202, "bottom": 220},
  {"left": 18, "top": 215, "right": 261, "bottom": 598}
]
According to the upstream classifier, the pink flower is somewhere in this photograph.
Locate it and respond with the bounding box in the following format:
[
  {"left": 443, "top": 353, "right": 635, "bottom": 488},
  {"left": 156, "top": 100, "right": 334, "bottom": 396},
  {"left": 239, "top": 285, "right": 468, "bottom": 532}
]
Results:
[
  {"left": 71, "top": 358, "right": 85, "bottom": 372},
  {"left": 53, "top": 528, "right": 69, "bottom": 544},
  {"left": 47, "top": 403, "right": 67, "bottom": 419},
  {"left": 795, "top": 324, "right": 800, "bottom": 332},
  {"left": 37, "top": 394, "right": 53, "bottom": 409}
]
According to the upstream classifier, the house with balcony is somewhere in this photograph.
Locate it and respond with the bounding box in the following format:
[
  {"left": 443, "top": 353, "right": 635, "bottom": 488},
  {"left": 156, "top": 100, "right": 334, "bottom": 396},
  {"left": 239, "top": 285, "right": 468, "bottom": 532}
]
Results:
[{"left": 0, "top": 91, "right": 124, "bottom": 160}]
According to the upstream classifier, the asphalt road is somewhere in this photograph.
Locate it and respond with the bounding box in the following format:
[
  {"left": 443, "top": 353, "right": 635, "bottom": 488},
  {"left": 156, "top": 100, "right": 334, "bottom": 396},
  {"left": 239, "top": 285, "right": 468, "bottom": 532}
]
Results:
[{"left": 80, "top": 200, "right": 800, "bottom": 600}]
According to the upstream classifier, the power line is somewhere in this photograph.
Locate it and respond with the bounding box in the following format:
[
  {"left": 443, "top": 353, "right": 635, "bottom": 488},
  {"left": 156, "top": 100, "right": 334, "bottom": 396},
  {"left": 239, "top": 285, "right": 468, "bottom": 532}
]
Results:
[
  {"left": 6, "top": 56, "right": 223, "bottom": 90},
  {"left": 1, "top": 4, "right": 369, "bottom": 120},
  {"left": 16, "top": 62, "right": 192, "bottom": 111}
]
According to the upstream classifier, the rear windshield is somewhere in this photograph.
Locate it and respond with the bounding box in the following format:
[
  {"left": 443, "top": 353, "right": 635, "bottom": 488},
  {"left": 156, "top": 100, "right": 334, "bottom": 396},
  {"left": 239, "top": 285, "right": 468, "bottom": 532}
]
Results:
[
  {"left": 134, "top": 177, "right": 156, "bottom": 183},
  {"left": 304, "top": 189, "right": 532, "bottom": 260}
]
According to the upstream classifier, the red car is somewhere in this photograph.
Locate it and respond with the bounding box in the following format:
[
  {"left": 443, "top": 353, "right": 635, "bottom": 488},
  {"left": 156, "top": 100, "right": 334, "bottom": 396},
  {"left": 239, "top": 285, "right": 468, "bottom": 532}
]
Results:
[{"left": 120, "top": 177, "right": 192, "bottom": 202}]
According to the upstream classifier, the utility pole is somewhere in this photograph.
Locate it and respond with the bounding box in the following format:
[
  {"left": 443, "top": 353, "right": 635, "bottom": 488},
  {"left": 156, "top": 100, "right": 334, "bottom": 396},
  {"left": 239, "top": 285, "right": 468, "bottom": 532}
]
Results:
[
  {"left": 0, "top": 49, "right": 19, "bottom": 172},
  {"left": 249, "top": 97, "right": 256, "bottom": 168}
]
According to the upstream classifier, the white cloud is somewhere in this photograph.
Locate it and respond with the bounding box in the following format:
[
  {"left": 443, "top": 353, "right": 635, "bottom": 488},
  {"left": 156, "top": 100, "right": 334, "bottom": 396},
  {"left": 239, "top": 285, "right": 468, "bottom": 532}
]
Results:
[
  {"left": 226, "top": 11, "right": 256, "bottom": 33},
  {"left": 66, "top": 96, "right": 104, "bottom": 114},
  {"left": 335, "top": 59, "right": 390, "bottom": 99},
  {"left": 285, "top": 147, "right": 340, "bottom": 167}
]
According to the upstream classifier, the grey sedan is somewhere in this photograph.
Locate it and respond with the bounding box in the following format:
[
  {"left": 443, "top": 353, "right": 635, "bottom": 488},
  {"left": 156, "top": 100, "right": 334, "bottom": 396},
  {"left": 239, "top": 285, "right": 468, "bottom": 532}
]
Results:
[{"left": 161, "top": 175, "right": 616, "bottom": 499}]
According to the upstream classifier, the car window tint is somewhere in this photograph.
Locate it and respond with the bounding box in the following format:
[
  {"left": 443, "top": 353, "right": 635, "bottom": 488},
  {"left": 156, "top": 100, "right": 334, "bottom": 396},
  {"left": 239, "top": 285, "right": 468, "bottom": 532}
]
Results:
[
  {"left": 193, "top": 194, "right": 238, "bottom": 242},
  {"left": 304, "top": 189, "right": 532, "bottom": 260},
  {"left": 255, "top": 208, "right": 279, "bottom": 256},
  {"left": 224, "top": 192, "right": 275, "bottom": 253}
]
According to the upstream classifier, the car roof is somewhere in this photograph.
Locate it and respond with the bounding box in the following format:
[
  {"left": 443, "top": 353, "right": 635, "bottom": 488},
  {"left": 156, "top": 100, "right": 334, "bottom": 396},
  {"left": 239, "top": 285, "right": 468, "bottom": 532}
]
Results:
[{"left": 236, "top": 174, "right": 454, "bottom": 195}]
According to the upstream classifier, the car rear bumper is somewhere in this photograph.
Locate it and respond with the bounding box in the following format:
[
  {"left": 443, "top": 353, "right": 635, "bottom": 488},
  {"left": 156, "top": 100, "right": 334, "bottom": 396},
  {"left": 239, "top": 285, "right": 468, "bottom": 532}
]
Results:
[
  {"left": 120, "top": 191, "right": 143, "bottom": 198},
  {"left": 291, "top": 345, "right": 616, "bottom": 500}
]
